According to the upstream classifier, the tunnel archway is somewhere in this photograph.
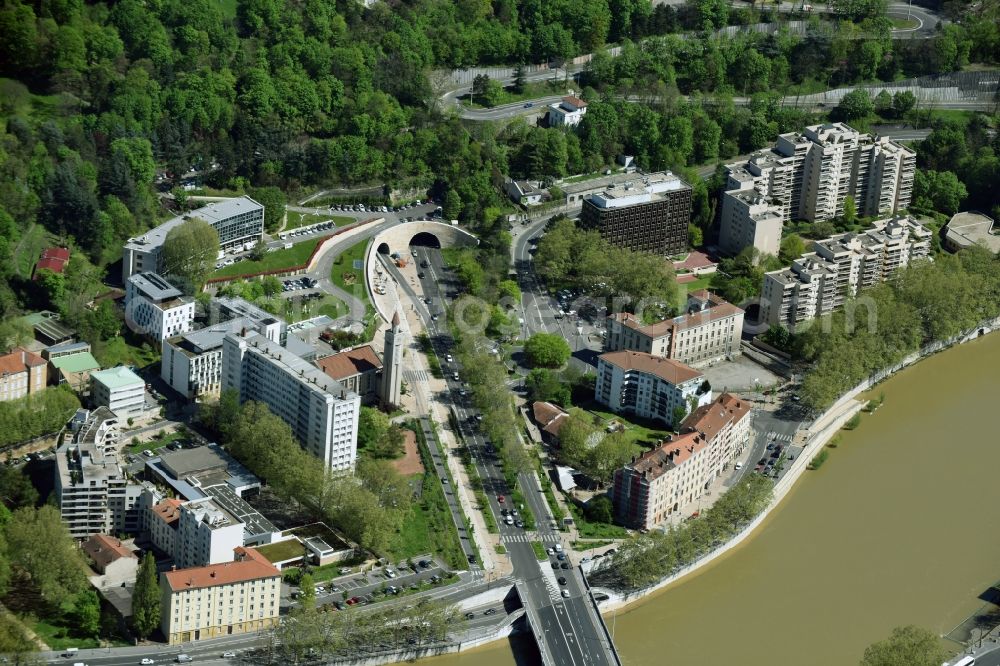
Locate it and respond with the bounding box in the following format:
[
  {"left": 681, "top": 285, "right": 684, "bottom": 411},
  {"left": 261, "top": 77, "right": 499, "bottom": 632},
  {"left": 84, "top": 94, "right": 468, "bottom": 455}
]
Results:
[
  {"left": 377, "top": 242, "right": 391, "bottom": 255},
  {"left": 409, "top": 232, "right": 442, "bottom": 248}
]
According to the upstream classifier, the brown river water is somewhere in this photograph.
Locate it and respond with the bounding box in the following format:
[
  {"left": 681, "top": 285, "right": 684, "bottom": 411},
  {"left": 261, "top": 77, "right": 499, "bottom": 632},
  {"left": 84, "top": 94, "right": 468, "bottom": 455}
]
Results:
[{"left": 421, "top": 331, "right": 1000, "bottom": 666}]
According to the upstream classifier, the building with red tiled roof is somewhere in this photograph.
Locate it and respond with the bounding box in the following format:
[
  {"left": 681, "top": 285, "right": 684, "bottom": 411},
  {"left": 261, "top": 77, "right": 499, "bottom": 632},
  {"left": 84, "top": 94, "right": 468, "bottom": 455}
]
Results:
[
  {"left": 160, "top": 547, "right": 280, "bottom": 645},
  {"left": 531, "top": 401, "right": 569, "bottom": 440},
  {"left": 612, "top": 431, "right": 712, "bottom": 529},
  {"left": 549, "top": 95, "right": 588, "bottom": 127},
  {"left": 681, "top": 393, "right": 753, "bottom": 477},
  {"left": 316, "top": 345, "right": 382, "bottom": 404},
  {"left": 33, "top": 247, "right": 70, "bottom": 280},
  {"left": 595, "top": 350, "right": 712, "bottom": 429},
  {"left": 605, "top": 291, "right": 744, "bottom": 367},
  {"left": 0, "top": 347, "right": 47, "bottom": 402},
  {"left": 82, "top": 533, "right": 138, "bottom": 576}
]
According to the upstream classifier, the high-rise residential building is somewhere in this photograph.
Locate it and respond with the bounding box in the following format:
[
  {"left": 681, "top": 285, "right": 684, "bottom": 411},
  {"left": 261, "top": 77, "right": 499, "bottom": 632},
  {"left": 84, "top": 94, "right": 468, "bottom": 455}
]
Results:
[
  {"left": 718, "top": 190, "right": 784, "bottom": 257},
  {"left": 379, "top": 311, "right": 403, "bottom": 408},
  {"left": 760, "top": 216, "right": 932, "bottom": 331},
  {"left": 595, "top": 351, "right": 712, "bottom": 428},
  {"left": 0, "top": 347, "right": 47, "bottom": 402},
  {"left": 222, "top": 330, "right": 360, "bottom": 471},
  {"left": 125, "top": 272, "right": 195, "bottom": 341},
  {"left": 160, "top": 547, "right": 280, "bottom": 645},
  {"left": 122, "top": 196, "right": 264, "bottom": 282},
  {"left": 91, "top": 366, "right": 146, "bottom": 417},
  {"left": 719, "top": 123, "right": 916, "bottom": 256},
  {"left": 580, "top": 171, "right": 692, "bottom": 256},
  {"left": 605, "top": 291, "right": 744, "bottom": 367},
  {"left": 612, "top": 392, "right": 752, "bottom": 530},
  {"left": 55, "top": 407, "right": 142, "bottom": 538}
]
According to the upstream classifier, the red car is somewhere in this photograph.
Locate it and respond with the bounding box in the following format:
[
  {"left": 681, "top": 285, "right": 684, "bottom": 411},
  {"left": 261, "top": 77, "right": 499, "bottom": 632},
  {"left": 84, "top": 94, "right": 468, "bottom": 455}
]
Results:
[
  {"left": 498, "top": 495, "right": 505, "bottom": 504},
  {"left": 346, "top": 597, "right": 360, "bottom": 606}
]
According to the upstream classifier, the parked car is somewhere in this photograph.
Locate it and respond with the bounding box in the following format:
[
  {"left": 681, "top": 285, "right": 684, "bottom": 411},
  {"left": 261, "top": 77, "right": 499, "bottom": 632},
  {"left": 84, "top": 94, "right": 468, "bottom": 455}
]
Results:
[
  {"left": 561, "top": 589, "right": 571, "bottom": 598},
  {"left": 557, "top": 577, "right": 567, "bottom": 585},
  {"left": 221, "top": 652, "right": 236, "bottom": 659},
  {"left": 484, "top": 608, "right": 497, "bottom": 616}
]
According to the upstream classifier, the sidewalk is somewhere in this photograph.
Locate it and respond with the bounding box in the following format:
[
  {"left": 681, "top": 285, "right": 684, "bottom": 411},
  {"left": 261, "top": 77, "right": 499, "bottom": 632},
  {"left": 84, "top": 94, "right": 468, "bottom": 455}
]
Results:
[{"left": 368, "top": 257, "right": 512, "bottom": 579}]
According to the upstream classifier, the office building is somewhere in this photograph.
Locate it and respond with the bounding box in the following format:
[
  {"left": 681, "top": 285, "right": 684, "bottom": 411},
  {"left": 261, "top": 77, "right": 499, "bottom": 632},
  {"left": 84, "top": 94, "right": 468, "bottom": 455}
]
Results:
[
  {"left": 379, "top": 311, "right": 403, "bottom": 408},
  {"left": 122, "top": 197, "right": 264, "bottom": 282},
  {"left": 222, "top": 330, "right": 360, "bottom": 471},
  {"left": 580, "top": 171, "right": 692, "bottom": 256},
  {"left": 160, "top": 547, "right": 280, "bottom": 645},
  {"left": 0, "top": 347, "right": 46, "bottom": 402},
  {"left": 316, "top": 344, "right": 383, "bottom": 405},
  {"left": 760, "top": 216, "right": 932, "bottom": 331},
  {"left": 719, "top": 123, "right": 916, "bottom": 255},
  {"left": 548, "top": 96, "right": 588, "bottom": 127},
  {"left": 55, "top": 407, "right": 142, "bottom": 538},
  {"left": 125, "top": 273, "right": 195, "bottom": 341},
  {"left": 91, "top": 366, "right": 146, "bottom": 417},
  {"left": 605, "top": 291, "right": 744, "bottom": 367},
  {"left": 595, "top": 351, "right": 712, "bottom": 429}
]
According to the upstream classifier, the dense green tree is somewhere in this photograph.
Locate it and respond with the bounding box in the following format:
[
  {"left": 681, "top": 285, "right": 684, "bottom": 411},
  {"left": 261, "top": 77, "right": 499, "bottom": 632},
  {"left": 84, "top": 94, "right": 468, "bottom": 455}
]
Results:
[
  {"left": 912, "top": 169, "right": 967, "bottom": 215},
  {"left": 5, "top": 505, "right": 86, "bottom": 603},
  {"left": 524, "top": 333, "right": 572, "bottom": 368},
  {"left": 247, "top": 186, "right": 287, "bottom": 232},
  {"left": 834, "top": 89, "right": 874, "bottom": 122},
  {"left": 859, "top": 625, "right": 948, "bottom": 666},
  {"left": 525, "top": 368, "right": 571, "bottom": 407},
  {"left": 131, "top": 552, "right": 160, "bottom": 639},
  {"left": 161, "top": 217, "right": 220, "bottom": 292}
]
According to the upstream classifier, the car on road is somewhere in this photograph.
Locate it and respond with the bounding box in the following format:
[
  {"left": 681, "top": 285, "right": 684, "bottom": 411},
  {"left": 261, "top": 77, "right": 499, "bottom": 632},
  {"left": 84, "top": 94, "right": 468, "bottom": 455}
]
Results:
[
  {"left": 524, "top": 102, "right": 534, "bottom": 108},
  {"left": 452, "top": 372, "right": 460, "bottom": 381},
  {"left": 445, "top": 354, "right": 453, "bottom": 363},
  {"left": 418, "top": 272, "right": 425, "bottom": 278},
  {"left": 175, "top": 656, "right": 193, "bottom": 664},
  {"left": 515, "top": 520, "right": 524, "bottom": 528},
  {"left": 484, "top": 608, "right": 497, "bottom": 615},
  {"left": 556, "top": 553, "right": 566, "bottom": 561},
  {"left": 498, "top": 495, "right": 505, "bottom": 504},
  {"left": 557, "top": 577, "right": 567, "bottom": 585},
  {"left": 467, "top": 554, "right": 476, "bottom": 564},
  {"left": 560, "top": 562, "right": 570, "bottom": 569},
  {"left": 346, "top": 597, "right": 359, "bottom": 605},
  {"left": 551, "top": 561, "right": 560, "bottom": 569},
  {"left": 221, "top": 652, "right": 236, "bottom": 659},
  {"left": 465, "top": 612, "right": 475, "bottom": 619},
  {"left": 561, "top": 589, "right": 571, "bottom": 598},
  {"left": 141, "top": 659, "right": 155, "bottom": 665},
  {"left": 418, "top": 560, "right": 431, "bottom": 568},
  {"left": 546, "top": 547, "right": 554, "bottom": 555}
]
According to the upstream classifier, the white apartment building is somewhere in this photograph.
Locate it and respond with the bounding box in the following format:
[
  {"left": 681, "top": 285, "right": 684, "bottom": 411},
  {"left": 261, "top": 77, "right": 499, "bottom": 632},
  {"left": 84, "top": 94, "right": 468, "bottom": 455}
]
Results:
[
  {"left": 548, "top": 96, "right": 588, "bottom": 127},
  {"left": 122, "top": 196, "right": 264, "bottom": 282},
  {"left": 612, "top": 392, "right": 752, "bottom": 529},
  {"left": 55, "top": 407, "right": 142, "bottom": 538},
  {"left": 175, "top": 498, "right": 246, "bottom": 569},
  {"left": 605, "top": 291, "right": 744, "bottom": 367},
  {"left": 719, "top": 123, "right": 916, "bottom": 256},
  {"left": 718, "top": 190, "right": 784, "bottom": 257},
  {"left": 222, "top": 330, "right": 361, "bottom": 471},
  {"left": 0, "top": 347, "right": 47, "bottom": 402},
  {"left": 760, "top": 216, "right": 932, "bottom": 331},
  {"left": 160, "top": 546, "right": 280, "bottom": 645},
  {"left": 91, "top": 366, "right": 146, "bottom": 417},
  {"left": 125, "top": 272, "right": 195, "bottom": 341},
  {"left": 595, "top": 351, "right": 712, "bottom": 429},
  {"left": 161, "top": 311, "right": 284, "bottom": 401}
]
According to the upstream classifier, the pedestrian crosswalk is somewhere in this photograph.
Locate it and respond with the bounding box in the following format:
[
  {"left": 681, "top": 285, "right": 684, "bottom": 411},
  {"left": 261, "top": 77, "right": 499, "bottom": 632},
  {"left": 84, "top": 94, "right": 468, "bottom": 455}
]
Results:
[
  {"left": 501, "top": 532, "right": 562, "bottom": 544},
  {"left": 765, "top": 431, "right": 794, "bottom": 444},
  {"left": 404, "top": 369, "right": 430, "bottom": 383}
]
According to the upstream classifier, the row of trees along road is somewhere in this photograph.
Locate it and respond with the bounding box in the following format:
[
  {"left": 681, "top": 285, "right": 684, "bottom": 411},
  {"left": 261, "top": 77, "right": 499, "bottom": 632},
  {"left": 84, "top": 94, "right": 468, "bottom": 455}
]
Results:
[{"left": 199, "top": 393, "right": 411, "bottom": 554}]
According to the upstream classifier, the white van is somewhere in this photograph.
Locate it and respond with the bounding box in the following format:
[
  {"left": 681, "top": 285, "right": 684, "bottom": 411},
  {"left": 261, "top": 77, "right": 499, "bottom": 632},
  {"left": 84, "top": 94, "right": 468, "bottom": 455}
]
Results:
[{"left": 949, "top": 657, "right": 975, "bottom": 666}]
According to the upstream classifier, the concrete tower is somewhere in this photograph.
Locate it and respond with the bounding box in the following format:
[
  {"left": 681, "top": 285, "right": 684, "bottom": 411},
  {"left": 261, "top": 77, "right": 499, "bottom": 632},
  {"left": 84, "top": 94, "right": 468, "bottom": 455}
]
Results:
[{"left": 380, "top": 310, "right": 403, "bottom": 407}]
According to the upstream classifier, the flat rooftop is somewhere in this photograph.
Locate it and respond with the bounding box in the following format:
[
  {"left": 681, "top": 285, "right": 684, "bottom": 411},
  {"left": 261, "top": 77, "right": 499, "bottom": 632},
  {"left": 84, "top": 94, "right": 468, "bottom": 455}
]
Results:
[
  {"left": 587, "top": 172, "right": 689, "bottom": 210},
  {"left": 91, "top": 366, "right": 143, "bottom": 390},
  {"left": 124, "top": 196, "right": 263, "bottom": 251},
  {"left": 946, "top": 212, "right": 1000, "bottom": 252}
]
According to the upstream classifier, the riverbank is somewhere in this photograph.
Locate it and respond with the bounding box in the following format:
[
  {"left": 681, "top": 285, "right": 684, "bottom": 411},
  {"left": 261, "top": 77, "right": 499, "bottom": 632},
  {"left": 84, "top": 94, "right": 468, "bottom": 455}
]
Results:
[{"left": 593, "top": 317, "right": 1000, "bottom": 614}]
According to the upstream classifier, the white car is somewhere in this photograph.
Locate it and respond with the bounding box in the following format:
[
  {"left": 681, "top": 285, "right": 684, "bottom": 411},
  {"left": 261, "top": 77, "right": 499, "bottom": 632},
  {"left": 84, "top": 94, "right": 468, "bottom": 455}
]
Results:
[
  {"left": 141, "top": 659, "right": 155, "bottom": 665},
  {"left": 221, "top": 652, "right": 236, "bottom": 658},
  {"left": 561, "top": 589, "right": 571, "bottom": 598}
]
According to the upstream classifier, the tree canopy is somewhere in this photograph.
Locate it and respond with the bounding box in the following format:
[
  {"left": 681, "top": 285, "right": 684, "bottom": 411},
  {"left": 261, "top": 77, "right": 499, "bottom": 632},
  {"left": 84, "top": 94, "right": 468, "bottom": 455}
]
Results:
[
  {"left": 161, "top": 217, "right": 220, "bottom": 292},
  {"left": 524, "top": 333, "right": 572, "bottom": 368}
]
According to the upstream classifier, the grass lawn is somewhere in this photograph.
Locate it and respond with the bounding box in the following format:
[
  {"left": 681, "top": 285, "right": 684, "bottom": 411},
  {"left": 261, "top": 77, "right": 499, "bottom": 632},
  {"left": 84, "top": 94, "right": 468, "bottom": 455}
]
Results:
[
  {"left": 256, "top": 539, "right": 307, "bottom": 564},
  {"left": 329, "top": 238, "right": 369, "bottom": 293},
  {"left": 567, "top": 503, "right": 630, "bottom": 539},
  {"left": 462, "top": 80, "right": 565, "bottom": 109},
  {"left": 13, "top": 224, "right": 49, "bottom": 278},
  {"left": 276, "top": 293, "right": 348, "bottom": 323},
  {"left": 93, "top": 335, "right": 160, "bottom": 370},
  {"left": 571, "top": 539, "right": 615, "bottom": 550},
  {"left": 571, "top": 404, "right": 669, "bottom": 449},
  {"left": 127, "top": 430, "right": 184, "bottom": 454},
  {"left": 677, "top": 274, "right": 713, "bottom": 294},
  {"left": 32, "top": 618, "right": 102, "bottom": 651},
  {"left": 890, "top": 16, "right": 920, "bottom": 29},
  {"left": 284, "top": 212, "right": 353, "bottom": 231},
  {"left": 530, "top": 541, "right": 546, "bottom": 560},
  {"left": 211, "top": 238, "right": 322, "bottom": 278}
]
